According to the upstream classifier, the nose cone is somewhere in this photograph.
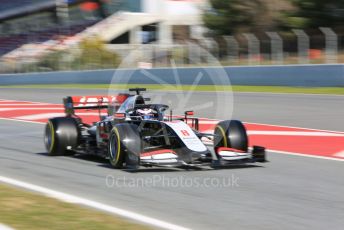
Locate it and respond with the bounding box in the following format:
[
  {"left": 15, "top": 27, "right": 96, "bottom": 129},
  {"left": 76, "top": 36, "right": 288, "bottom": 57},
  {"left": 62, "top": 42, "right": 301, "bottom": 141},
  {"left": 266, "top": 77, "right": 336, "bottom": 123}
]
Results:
[{"left": 180, "top": 150, "right": 209, "bottom": 163}]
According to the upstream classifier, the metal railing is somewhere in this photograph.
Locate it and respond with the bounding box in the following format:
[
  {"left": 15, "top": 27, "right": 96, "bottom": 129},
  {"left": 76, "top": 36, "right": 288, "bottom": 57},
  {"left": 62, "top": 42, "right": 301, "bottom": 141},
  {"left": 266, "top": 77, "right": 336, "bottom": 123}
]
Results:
[{"left": 1, "top": 28, "right": 344, "bottom": 73}]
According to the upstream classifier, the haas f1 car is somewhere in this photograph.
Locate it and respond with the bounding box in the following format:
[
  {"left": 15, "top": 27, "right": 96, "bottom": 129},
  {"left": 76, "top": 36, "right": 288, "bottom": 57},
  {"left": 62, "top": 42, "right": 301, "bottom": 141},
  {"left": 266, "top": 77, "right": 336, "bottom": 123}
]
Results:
[{"left": 44, "top": 88, "right": 266, "bottom": 169}]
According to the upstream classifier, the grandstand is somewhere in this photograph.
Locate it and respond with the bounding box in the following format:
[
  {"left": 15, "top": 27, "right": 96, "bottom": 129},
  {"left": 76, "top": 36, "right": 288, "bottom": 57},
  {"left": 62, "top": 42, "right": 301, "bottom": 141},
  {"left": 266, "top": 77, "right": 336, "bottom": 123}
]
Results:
[
  {"left": 0, "top": 0, "right": 207, "bottom": 71},
  {"left": 0, "top": 0, "right": 144, "bottom": 54},
  {"left": 0, "top": 0, "right": 52, "bottom": 18}
]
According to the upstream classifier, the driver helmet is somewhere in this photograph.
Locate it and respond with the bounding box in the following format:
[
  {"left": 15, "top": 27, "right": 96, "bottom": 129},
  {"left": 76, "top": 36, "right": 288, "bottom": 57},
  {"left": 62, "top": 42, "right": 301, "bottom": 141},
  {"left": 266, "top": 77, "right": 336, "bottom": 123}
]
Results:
[{"left": 136, "top": 108, "right": 156, "bottom": 120}]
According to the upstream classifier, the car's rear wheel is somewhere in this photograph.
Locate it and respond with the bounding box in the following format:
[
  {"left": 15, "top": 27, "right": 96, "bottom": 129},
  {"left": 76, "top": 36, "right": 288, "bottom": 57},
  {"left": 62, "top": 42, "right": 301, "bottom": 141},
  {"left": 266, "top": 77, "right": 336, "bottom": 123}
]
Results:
[
  {"left": 214, "top": 120, "right": 248, "bottom": 153},
  {"left": 108, "top": 124, "right": 141, "bottom": 169},
  {"left": 44, "top": 117, "right": 80, "bottom": 156}
]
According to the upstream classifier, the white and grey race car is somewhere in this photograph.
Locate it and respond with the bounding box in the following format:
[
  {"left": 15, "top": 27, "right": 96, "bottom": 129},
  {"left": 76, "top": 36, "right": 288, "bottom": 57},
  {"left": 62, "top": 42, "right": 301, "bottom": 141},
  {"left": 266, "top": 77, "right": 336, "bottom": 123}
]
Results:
[{"left": 44, "top": 88, "right": 266, "bottom": 169}]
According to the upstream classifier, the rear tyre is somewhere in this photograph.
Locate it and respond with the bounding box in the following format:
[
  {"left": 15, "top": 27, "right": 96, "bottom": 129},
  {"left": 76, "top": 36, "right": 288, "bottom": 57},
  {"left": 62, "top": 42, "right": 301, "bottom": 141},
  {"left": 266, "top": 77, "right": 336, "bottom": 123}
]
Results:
[
  {"left": 108, "top": 124, "right": 141, "bottom": 169},
  {"left": 214, "top": 120, "right": 248, "bottom": 153},
  {"left": 44, "top": 117, "right": 80, "bottom": 156}
]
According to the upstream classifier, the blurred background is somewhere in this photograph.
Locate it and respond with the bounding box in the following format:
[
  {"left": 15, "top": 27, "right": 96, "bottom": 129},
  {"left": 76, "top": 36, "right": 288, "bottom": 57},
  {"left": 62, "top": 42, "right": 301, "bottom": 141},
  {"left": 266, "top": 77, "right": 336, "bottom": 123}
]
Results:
[{"left": 1, "top": 0, "right": 344, "bottom": 73}]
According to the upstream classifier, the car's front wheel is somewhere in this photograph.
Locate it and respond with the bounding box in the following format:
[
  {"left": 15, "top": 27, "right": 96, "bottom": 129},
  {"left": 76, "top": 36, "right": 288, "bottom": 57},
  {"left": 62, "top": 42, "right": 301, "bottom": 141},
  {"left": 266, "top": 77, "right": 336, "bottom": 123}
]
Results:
[
  {"left": 108, "top": 124, "right": 141, "bottom": 169},
  {"left": 213, "top": 120, "right": 248, "bottom": 154}
]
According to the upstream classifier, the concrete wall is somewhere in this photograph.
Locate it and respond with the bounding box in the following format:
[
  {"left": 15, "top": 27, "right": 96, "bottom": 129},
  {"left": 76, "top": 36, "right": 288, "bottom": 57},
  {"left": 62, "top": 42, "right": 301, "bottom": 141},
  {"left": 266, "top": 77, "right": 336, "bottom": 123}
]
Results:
[{"left": 0, "top": 64, "right": 343, "bottom": 87}]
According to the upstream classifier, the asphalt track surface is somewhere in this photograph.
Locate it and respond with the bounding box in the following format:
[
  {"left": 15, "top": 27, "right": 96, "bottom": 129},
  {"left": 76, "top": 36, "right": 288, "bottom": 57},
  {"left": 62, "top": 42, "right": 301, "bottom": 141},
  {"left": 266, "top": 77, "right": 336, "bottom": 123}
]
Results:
[{"left": 0, "top": 88, "right": 343, "bottom": 230}]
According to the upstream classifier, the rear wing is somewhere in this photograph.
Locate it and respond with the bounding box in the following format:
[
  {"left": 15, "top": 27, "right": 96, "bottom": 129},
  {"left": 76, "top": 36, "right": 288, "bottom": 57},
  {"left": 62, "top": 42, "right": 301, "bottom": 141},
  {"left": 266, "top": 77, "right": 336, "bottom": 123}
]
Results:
[{"left": 63, "top": 94, "right": 129, "bottom": 116}]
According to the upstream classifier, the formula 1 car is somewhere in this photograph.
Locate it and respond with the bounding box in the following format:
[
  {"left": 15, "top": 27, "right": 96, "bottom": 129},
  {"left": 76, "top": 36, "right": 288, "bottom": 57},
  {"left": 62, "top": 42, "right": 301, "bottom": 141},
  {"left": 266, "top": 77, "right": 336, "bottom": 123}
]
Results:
[{"left": 44, "top": 88, "right": 266, "bottom": 169}]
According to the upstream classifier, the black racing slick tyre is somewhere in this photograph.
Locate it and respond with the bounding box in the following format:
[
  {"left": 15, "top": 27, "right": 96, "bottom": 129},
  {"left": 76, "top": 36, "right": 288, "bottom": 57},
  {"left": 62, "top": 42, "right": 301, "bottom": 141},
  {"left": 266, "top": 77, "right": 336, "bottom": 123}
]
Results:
[
  {"left": 214, "top": 120, "right": 248, "bottom": 152},
  {"left": 44, "top": 117, "right": 80, "bottom": 156},
  {"left": 108, "top": 124, "right": 141, "bottom": 169}
]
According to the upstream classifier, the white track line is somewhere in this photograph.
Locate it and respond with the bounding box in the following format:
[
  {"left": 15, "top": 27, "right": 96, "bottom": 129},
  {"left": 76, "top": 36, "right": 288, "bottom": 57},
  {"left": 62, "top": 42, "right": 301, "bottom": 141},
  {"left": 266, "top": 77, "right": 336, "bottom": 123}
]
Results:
[
  {"left": 246, "top": 121, "right": 344, "bottom": 134},
  {"left": 14, "top": 113, "right": 69, "bottom": 120},
  {"left": 199, "top": 130, "right": 344, "bottom": 137},
  {"left": 16, "top": 112, "right": 106, "bottom": 120},
  {"left": 0, "top": 108, "right": 63, "bottom": 111},
  {"left": 268, "top": 150, "right": 344, "bottom": 162},
  {"left": 0, "top": 117, "right": 45, "bottom": 124},
  {"left": 0, "top": 99, "right": 55, "bottom": 104},
  {"left": 334, "top": 150, "right": 344, "bottom": 158},
  {"left": 0, "top": 224, "right": 15, "bottom": 230},
  {"left": 0, "top": 99, "right": 61, "bottom": 106},
  {"left": 0, "top": 104, "right": 53, "bottom": 106},
  {"left": 0, "top": 176, "right": 190, "bottom": 230},
  {"left": 185, "top": 118, "right": 344, "bottom": 134}
]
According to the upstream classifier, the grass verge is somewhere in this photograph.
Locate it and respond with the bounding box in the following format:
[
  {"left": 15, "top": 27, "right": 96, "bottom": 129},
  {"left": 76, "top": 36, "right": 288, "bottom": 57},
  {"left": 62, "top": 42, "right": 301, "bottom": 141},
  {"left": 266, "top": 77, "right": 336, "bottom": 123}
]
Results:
[
  {"left": 0, "top": 183, "right": 149, "bottom": 230},
  {"left": 0, "top": 84, "right": 343, "bottom": 95}
]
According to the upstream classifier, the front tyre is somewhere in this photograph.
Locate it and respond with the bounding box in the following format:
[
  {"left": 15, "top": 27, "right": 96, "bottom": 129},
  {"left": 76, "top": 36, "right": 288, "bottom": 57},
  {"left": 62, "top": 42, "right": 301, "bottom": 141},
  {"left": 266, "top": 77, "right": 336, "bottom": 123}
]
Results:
[
  {"left": 44, "top": 117, "right": 80, "bottom": 156},
  {"left": 108, "top": 124, "right": 141, "bottom": 169},
  {"left": 214, "top": 120, "right": 248, "bottom": 153}
]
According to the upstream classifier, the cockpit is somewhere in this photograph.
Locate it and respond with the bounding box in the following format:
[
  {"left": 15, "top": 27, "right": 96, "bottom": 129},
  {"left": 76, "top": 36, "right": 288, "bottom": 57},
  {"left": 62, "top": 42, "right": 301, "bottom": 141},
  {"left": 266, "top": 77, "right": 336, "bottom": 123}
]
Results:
[{"left": 116, "top": 95, "right": 169, "bottom": 121}]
